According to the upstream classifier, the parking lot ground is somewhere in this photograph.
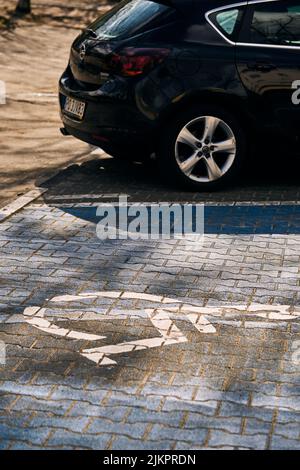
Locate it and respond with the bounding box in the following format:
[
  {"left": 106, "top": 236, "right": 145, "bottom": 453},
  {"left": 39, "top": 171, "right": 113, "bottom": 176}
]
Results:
[
  {"left": 0, "top": 1, "right": 112, "bottom": 209},
  {"left": 0, "top": 156, "right": 300, "bottom": 450}
]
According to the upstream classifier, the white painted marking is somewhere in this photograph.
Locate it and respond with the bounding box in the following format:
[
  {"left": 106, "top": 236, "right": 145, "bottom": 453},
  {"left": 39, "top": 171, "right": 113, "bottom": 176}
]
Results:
[
  {"left": 0, "top": 188, "right": 47, "bottom": 222},
  {"left": 23, "top": 306, "right": 106, "bottom": 341},
  {"left": 121, "top": 292, "right": 163, "bottom": 302},
  {"left": 82, "top": 308, "right": 188, "bottom": 365},
  {"left": 6, "top": 92, "right": 57, "bottom": 102},
  {"left": 51, "top": 291, "right": 122, "bottom": 302},
  {"left": 46, "top": 194, "right": 123, "bottom": 201},
  {"left": 187, "top": 313, "right": 217, "bottom": 333},
  {"left": 23, "top": 292, "right": 217, "bottom": 366},
  {"left": 22, "top": 292, "right": 300, "bottom": 367},
  {"left": 36, "top": 197, "right": 300, "bottom": 207},
  {"left": 23, "top": 306, "right": 43, "bottom": 317},
  {"left": 0, "top": 80, "right": 6, "bottom": 105}
]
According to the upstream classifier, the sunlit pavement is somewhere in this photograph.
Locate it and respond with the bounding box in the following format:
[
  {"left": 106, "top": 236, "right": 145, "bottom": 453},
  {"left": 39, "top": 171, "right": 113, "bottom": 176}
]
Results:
[{"left": 0, "top": 156, "right": 300, "bottom": 450}]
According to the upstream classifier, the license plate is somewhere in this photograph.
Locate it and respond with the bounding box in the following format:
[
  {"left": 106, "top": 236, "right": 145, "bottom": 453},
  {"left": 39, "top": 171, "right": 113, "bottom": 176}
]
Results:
[{"left": 64, "top": 97, "right": 86, "bottom": 119}]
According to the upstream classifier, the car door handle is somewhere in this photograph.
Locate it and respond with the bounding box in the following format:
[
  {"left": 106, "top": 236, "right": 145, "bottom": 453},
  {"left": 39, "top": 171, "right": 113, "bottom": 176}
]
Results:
[{"left": 247, "top": 62, "right": 276, "bottom": 72}]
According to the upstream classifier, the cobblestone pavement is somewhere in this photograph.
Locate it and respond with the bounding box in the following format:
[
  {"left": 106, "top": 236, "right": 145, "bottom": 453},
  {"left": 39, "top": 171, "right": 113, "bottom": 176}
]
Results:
[{"left": 0, "top": 156, "right": 300, "bottom": 450}]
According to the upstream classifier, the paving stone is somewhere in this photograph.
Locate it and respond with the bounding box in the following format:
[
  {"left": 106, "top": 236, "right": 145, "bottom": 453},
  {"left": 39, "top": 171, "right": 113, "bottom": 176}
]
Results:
[
  {"left": 270, "top": 436, "right": 300, "bottom": 450},
  {"left": 208, "top": 430, "right": 268, "bottom": 449},
  {"left": 0, "top": 424, "right": 51, "bottom": 446},
  {"left": 1, "top": 177, "right": 300, "bottom": 450},
  {"left": 111, "top": 436, "right": 174, "bottom": 450},
  {"left": 46, "top": 429, "right": 112, "bottom": 449},
  {"left": 149, "top": 424, "right": 208, "bottom": 445}
]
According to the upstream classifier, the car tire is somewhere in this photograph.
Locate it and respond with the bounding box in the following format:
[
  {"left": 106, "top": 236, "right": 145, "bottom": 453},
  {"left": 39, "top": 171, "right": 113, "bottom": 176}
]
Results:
[{"left": 158, "top": 105, "right": 246, "bottom": 191}]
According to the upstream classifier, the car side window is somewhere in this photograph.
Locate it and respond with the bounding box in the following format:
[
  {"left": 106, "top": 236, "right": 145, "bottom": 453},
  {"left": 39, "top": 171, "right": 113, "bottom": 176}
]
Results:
[
  {"left": 216, "top": 9, "right": 239, "bottom": 35},
  {"left": 245, "top": 1, "right": 300, "bottom": 47},
  {"left": 208, "top": 7, "right": 245, "bottom": 42}
]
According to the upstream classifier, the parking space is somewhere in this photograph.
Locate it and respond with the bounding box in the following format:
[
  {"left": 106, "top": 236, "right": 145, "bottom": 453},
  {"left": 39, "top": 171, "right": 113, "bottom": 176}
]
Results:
[{"left": 0, "top": 156, "right": 300, "bottom": 450}]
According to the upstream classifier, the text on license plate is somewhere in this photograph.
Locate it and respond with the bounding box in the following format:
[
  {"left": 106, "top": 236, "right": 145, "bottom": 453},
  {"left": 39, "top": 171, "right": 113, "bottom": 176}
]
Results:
[{"left": 64, "top": 97, "right": 86, "bottom": 119}]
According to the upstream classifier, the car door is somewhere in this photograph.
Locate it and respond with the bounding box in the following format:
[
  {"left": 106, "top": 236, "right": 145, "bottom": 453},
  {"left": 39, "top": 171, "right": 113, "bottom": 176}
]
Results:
[{"left": 236, "top": 0, "right": 300, "bottom": 136}]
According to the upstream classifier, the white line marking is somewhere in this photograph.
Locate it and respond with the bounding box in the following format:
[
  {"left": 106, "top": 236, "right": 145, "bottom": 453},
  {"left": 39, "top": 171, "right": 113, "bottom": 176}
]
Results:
[
  {"left": 31, "top": 200, "right": 300, "bottom": 208},
  {"left": 6, "top": 92, "right": 57, "bottom": 102},
  {"left": 0, "top": 188, "right": 47, "bottom": 222},
  {"left": 45, "top": 194, "right": 123, "bottom": 201},
  {"left": 0, "top": 80, "right": 6, "bottom": 105}
]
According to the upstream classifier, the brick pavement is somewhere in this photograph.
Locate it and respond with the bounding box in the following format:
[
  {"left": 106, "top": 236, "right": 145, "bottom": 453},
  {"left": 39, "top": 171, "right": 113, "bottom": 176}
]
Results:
[{"left": 0, "top": 157, "right": 299, "bottom": 450}]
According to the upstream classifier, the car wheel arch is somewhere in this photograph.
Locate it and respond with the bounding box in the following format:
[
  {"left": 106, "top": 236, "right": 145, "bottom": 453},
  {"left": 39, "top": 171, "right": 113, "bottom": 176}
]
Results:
[{"left": 156, "top": 92, "right": 254, "bottom": 142}]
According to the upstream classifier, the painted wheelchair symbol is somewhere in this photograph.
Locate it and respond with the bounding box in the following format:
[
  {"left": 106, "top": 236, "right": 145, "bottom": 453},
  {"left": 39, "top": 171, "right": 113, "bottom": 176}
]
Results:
[{"left": 23, "top": 291, "right": 300, "bottom": 367}]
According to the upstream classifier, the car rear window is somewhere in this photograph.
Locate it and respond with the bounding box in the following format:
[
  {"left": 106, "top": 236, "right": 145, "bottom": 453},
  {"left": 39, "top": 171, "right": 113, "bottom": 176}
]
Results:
[{"left": 89, "top": 0, "right": 176, "bottom": 40}]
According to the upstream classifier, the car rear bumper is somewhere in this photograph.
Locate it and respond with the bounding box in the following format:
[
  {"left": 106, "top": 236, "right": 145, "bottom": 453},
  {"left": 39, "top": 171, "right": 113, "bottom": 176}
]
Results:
[{"left": 59, "top": 68, "right": 156, "bottom": 154}]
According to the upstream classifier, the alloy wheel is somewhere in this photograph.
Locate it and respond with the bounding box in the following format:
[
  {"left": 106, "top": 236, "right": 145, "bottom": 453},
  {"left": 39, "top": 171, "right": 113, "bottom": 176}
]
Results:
[{"left": 175, "top": 115, "right": 237, "bottom": 183}]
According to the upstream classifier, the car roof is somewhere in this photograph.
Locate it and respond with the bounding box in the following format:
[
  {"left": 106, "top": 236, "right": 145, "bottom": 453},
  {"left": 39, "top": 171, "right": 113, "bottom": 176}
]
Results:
[
  {"left": 162, "top": 1, "right": 249, "bottom": 13},
  {"left": 166, "top": 1, "right": 248, "bottom": 5}
]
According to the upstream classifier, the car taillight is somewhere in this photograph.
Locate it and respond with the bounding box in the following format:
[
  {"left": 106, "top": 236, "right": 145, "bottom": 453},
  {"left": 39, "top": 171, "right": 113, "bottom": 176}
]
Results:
[{"left": 109, "top": 47, "right": 171, "bottom": 77}]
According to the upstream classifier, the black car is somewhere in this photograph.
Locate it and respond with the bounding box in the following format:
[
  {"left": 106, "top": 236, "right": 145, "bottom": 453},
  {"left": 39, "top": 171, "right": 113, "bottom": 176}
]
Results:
[{"left": 59, "top": 0, "right": 300, "bottom": 190}]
